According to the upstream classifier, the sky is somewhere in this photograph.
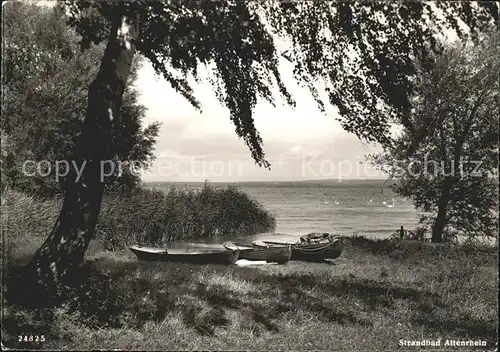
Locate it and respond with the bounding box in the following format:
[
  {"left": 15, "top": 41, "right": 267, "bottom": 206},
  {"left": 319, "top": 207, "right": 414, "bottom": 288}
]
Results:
[
  {"left": 31, "top": 0, "right": 460, "bottom": 183},
  {"left": 135, "top": 57, "right": 386, "bottom": 183},
  {"left": 135, "top": 10, "right": 461, "bottom": 183}
]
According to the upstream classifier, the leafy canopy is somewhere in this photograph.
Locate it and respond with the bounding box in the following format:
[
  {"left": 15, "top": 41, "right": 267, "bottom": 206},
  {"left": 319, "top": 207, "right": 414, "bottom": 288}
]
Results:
[
  {"left": 1, "top": 2, "right": 160, "bottom": 195},
  {"left": 370, "top": 32, "right": 499, "bottom": 238},
  {"left": 61, "top": 0, "right": 499, "bottom": 167}
]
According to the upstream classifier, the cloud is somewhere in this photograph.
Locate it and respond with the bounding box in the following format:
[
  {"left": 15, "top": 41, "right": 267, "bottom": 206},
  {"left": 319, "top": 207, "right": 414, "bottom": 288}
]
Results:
[{"left": 137, "top": 58, "right": 385, "bottom": 182}]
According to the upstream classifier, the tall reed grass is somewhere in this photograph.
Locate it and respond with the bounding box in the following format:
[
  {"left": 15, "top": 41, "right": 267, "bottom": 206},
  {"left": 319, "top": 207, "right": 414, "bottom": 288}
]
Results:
[
  {"left": 1, "top": 184, "right": 276, "bottom": 254},
  {"left": 99, "top": 184, "right": 276, "bottom": 249}
]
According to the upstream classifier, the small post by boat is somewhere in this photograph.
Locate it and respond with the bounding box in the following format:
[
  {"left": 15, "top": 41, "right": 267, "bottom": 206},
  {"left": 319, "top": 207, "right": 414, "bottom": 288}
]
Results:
[{"left": 400, "top": 226, "right": 404, "bottom": 239}]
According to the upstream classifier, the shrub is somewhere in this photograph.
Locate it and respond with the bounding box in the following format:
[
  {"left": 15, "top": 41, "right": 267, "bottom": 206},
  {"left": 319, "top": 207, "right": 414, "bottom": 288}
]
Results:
[
  {"left": 1, "top": 184, "right": 276, "bottom": 254},
  {"left": 97, "top": 184, "right": 276, "bottom": 250},
  {"left": 389, "top": 226, "right": 429, "bottom": 242}
]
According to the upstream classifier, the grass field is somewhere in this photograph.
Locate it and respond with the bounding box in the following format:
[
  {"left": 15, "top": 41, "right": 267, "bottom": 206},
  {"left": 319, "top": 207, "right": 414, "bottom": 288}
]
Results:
[{"left": 3, "top": 236, "right": 498, "bottom": 350}]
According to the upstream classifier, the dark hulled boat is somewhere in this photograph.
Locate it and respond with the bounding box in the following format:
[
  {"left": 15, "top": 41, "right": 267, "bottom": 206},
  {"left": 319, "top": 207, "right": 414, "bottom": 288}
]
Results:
[
  {"left": 129, "top": 245, "right": 239, "bottom": 265},
  {"left": 252, "top": 233, "right": 343, "bottom": 262},
  {"left": 223, "top": 242, "right": 292, "bottom": 264}
]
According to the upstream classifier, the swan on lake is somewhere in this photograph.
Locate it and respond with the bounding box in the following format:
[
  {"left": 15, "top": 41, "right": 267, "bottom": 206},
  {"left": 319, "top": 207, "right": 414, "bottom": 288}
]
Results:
[
  {"left": 330, "top": 196, "right": 340, "bottom": 205},
  {"left": 383, "top": 198, "right": 395, "bottom": 208}
]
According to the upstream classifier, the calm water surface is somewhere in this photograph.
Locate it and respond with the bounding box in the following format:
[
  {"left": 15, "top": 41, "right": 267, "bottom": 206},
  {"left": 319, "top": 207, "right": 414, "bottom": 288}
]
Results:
[
  {"left": 149, "top": 181, "right": 421, "bottom": 246},
  {"left": 241, "top": 185, "right": 418, "bottom": 239}
]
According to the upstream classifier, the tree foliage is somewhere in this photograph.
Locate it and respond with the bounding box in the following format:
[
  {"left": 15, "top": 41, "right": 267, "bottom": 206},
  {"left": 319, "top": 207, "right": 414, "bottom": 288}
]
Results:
[
  {"left": 61, "top": 0, "right": 498, "bottom": 166},
  {"left": 1, "top": 2, "right": 160, "bottom": 195},
  {"left": 369, "top": 31, "right": 499, "bottom": 242},
  {"left": 7, "top": 0, "right": 498, "bottom": 293}
]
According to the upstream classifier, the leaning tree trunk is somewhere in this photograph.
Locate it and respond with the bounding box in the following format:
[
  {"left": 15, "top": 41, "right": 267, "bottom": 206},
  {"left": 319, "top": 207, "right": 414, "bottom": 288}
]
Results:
[
  {"left": 431, "top": 177, "right": 453, "bottom": 243},
  {"left": 22, "top": 13, "right": 140, "bottom": 299}
]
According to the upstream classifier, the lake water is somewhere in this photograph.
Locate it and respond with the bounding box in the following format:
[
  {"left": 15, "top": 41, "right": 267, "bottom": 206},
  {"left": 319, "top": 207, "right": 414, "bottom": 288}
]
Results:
[{"left": 149, "top": 180, "right": 421, "bottom": 244}]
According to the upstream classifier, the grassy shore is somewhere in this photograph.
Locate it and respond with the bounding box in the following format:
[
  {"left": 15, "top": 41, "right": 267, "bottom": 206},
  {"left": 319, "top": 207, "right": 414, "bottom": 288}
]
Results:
[{"left": 2, "top": 235, "right": 498, "bottom": 350}]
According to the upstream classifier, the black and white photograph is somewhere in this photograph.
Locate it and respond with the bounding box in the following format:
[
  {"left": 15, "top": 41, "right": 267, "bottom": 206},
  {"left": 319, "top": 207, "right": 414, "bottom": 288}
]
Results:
[{"left": 1, "top": 0, "right": 498, "bottom": 350}]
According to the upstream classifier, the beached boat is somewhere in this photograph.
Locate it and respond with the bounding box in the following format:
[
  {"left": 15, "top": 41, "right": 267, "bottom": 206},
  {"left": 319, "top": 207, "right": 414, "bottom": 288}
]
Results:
[
  {"left": 298, "top": 232, "right": 337, "bottom": 244},
  {"left": 252, "top": 233, "right": 343, "bottom": 262},
  {"left": 290, "top": 238, "right": 342, "bottom": 261},
  {"left": 129, "top": 245, "right": 239, "bottom": 265},
  {"left": 223, "top": 242, "right": 292, "bottom": 264}
]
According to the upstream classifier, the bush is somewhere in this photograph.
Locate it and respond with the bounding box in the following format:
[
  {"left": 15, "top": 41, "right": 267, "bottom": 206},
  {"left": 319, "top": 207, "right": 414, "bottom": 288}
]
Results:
[
  {"left": 1, "top": 184, "right": 276, "bottom": 254},
  {"left": 97, "top": 184, "right": 275, "bottom": 250},
  {"left": 389, "top": 226, "right": 429, "bottom": 242}
]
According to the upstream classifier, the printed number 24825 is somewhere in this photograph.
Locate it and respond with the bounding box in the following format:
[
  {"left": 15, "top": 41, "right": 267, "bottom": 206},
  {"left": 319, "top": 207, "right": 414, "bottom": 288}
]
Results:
[{"left": 18, "top": 335, "right": 46, "bottom": 342}]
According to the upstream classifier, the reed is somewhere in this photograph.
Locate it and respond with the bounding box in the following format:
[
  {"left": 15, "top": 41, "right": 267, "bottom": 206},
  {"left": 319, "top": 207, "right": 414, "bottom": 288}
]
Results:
[{"left": 1, "top": 184, "right": 276, "bottom": 255}]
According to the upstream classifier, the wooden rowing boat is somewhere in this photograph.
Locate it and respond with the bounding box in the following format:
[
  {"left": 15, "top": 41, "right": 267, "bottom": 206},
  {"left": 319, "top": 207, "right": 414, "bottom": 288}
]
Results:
[
  {"left": 129, "top": 245, "right": 239, "bottom": 265},
  {"left": 299, "top": 232, "right": 337, "bottom": 244},
  {"left": 252, "top": 233, "right": 343, "bottom": 262},
  {"left": 223, "top": 242, "right": 292, "bottom": 264},
  {"left": 290, "top": 238, "right": 342, "bottom": 261}
]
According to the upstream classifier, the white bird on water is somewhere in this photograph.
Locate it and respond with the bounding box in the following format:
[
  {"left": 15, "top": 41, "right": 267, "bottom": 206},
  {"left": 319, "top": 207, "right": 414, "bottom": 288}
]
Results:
[
  {"left": 330, "top": 196, "right": 340, "bottom": 205},
  {"left": 369, "top": 199, "right": 373, "bottom": 203},
  {"left": 383, "top": 198, "right": 395, "bottom": 208}
]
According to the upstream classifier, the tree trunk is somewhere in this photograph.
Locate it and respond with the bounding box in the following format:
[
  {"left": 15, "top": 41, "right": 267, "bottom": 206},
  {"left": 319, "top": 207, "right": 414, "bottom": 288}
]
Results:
[
  {"left": 21, "top": 13, "right": 140, "bottom": 300},
  {"left": 431, "top": 178, "right": 453, "bottom": 243}
]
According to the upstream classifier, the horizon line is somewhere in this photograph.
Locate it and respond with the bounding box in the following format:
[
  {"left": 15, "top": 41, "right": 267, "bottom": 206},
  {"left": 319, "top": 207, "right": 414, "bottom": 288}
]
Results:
[{"left": 143, "top": 178, "right": 392, "bottom": 184}]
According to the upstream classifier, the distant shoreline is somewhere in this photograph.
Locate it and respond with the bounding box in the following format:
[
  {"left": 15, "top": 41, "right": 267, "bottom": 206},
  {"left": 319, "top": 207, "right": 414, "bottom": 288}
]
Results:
[{"left": 145, "top": 179, "right": 398, "bottom": 188}]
